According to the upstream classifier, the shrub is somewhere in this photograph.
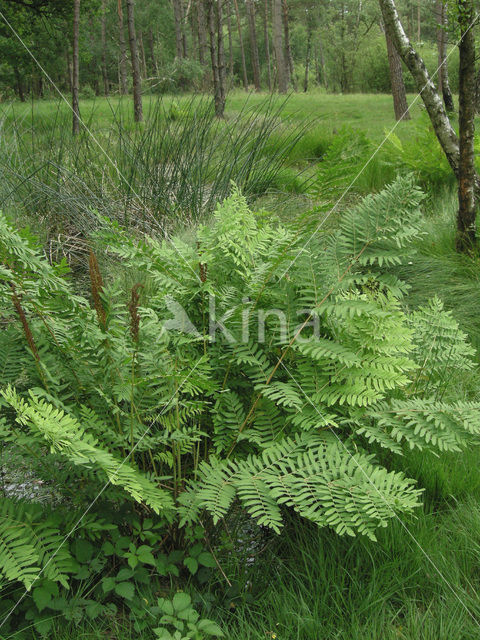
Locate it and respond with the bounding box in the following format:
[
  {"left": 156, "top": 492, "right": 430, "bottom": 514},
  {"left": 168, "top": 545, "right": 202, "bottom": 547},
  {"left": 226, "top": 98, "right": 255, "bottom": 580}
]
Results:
[{"left": 1, "top": 177, "right": 480, "bottom": 628}]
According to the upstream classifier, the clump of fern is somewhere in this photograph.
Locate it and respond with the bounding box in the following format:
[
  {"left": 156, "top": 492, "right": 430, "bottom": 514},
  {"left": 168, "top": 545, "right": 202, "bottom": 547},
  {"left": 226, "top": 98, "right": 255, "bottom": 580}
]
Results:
[{"left": 1, "top": 175, "right": 479, "bottom": 593}]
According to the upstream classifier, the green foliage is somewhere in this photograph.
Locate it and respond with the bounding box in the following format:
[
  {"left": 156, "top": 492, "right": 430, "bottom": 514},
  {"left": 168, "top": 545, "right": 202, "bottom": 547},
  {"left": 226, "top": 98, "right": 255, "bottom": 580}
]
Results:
[
  {"left": 1, "top": 176, "right": 479, "bottom": 630},
  {"left": 153, "top": 592, "right": 224, "bottom": 639}
]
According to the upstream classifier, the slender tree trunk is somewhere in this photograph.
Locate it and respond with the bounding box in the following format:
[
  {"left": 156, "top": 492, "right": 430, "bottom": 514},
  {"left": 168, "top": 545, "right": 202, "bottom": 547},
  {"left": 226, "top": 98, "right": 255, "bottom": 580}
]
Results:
[
  {"left": 416, "top": 0, "right": 421, "bottom": 41},
  {"left": 139, "top": 32, "right": 147, "bottom": 77},
  {"left": 126, "top": 0, "right": 143, "bottom": 122},
  {"left": 101, "top": 0, "right": 109, "bottom": 96},
  {"left": 197, "top": 0, "right": 208, "bottom": 65},
  {"left": 72, "top": 0, "right": 81, "bottom": 135},
  {"left": 304, "top": 20, "right": 311, "bottom": 93},
  {"left": 246, "top": 0, "right": 261, "bottom": 91},
  {"left": 13, "top": 66, "right": 25, "bottom": 102},
  {"left": 435, "top": 0, "right": 454, "bottom": 112},
  {"left": 181, "top": 0, "right": 188, "bottom": 58},
  {"left": 379, "top": 0, "right": 460, "bottom": 175},
  {"left": 456, "top": 0, "right": 476, "bottom": 252},
  {"left": 282, "top": 0, "right": 296, "bottom": 90},
  {"left": 385, "top": 29, "right": 410, "bottom": 120},
  {"left": 232, "top": 0, "right": 248, "bottom": 90},
  {"left": 317, "top": 35, "right": 328, "bottom": 89},
  {"left": 173, "top": 0, "right": 185, "bottom": 58},
  {"left": 226, "top": 0, "right": 234, "bottom": 77},
  {"left": 379, "top": 0, "right": 479, "bottom": 253},
  {"left": 207, "top": 0, "right": 226, "bottom": 117},
  {"left": 272, "top": 0, "right": 287, "bottom": 93},
  {"left": 148, "top": 28, "right": 158, "bottom": 75},
  {"left": 117, "top": 0, "right": 129, "bottom": 95},
  {"left": 66, "top": 47, "right": 73, "bottom": 92},
  {"left": 263, "top": 0, "right": 272, "bottom": 91}
]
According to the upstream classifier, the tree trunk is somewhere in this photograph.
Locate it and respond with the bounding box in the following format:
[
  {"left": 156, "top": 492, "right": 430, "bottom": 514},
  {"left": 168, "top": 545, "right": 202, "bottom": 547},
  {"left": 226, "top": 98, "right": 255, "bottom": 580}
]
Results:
[
  {"left": 246, "top": 0, "right": 261, "bottom": 91},
  {"left": 263, "top": 0, "right": 272, "bottom": 91},
  {"left": 379, "top": 0, "right": 479, "bottom": 253},
  {"left": 435, "top": 0, "right": 454, "bottom": 112},
  {"left": 379, "top": 0, "right": 460, "bottom": 175},
  {"left": 207, "top": 0, "right": 226, "bottom": 117},
  {"left": 117, "top": 0, "right": 129, "bottom": 95},
  {"left": 148, "top": 28, "right": 158, "bottom": 75},
  {"left": 139, "top": 32, "right": 147, "bottom": 77},
  {"left": 126, "top": 0, "right": 143, "bottom": 122},
  {"left": 101, "top": 0, "right": 109, "bottom": 96},
  {"left": 385, "top": 29, "right": 410, "bottom": 120},
  {"left": 272, "top": 0, "right": 287, "bottom": 93},
  {"left": 197, "top": 0, "right": 208, "bottom": 65},
  {"left": 72, "top": 0, "right": 81, "bottom": 135},
  {"left": 226, "top": 0, "right": 234, "bottom": 77},
  {"left": 282, "top": 0, "right": 296, "bottom": 90},
  {"left": 13, "top": 66, "right": 25, "bottom": 102},
  {"left": 416, "top": 0, "right": 420, "bottom": 42},
  {"left": 232, "top": 0, "right": 248, "bottom": 90},
  {"left": 173, "top": 0, "right": 185, "bottom": 58},
  {"left": 456, "top": 0, "right": 476, "bottom": 252},
  {"left": 318, "top": 35, "right": 328, "bottom": 89},
  {"left": 303, "top": 20, "right": 311, "bottom": 93}
]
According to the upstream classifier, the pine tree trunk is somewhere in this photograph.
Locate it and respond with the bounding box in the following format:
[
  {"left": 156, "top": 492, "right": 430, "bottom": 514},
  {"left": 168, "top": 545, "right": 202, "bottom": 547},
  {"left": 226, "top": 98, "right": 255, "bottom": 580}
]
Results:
[
  {"left": 126, "top": 0, "right": 143, "bottom": 122},
  {"left": 207, "top": 0, "right": 226, "bottom": 117},
  {"left": 13, "top": 66, "right": 25, "bottom": 102},
  {"left": 226, "top": 0, "right": 234, "bottom": 76},
  {"left": 232, "top": 0, "right": 248, "bottom": 90},
  {"left": 272, "top": 0, "right": 287, "bottom": 93},
  {"left": 246, "top": 0, "right": 261, "bottom": 91},
  {"left": 197, "top": 0, "right": 208, "bottom": 65},
  {"left": 181, "top": 0, "right": 188, "bottom": 58},
  {"left": 263, "top": 0, "right": 272, "bottom": 91},
  {"left": 117, "top": 0, "right": 128, "bottom": 95},
  {"left": 101, "top": 0, "right": 109, "bottom": 96},
  {"left": 456, "top": 0, "right": 476, "bottom": 252},
  {"left": 148, "top": 28, "right": 158, "bottom": 75},
  {"left": 139, "top": 32, "right": 147, "bottom": 77},
  {"left": 303, "top": 22, "right": 311, "bottom": 93},
  {"left": 385, "top": 29, "right": 410, "bottom": 120},
  {"left": 416, "top": 0, "right": 421, "bottom": 41},
  {"left": 72, "top": 0, "right": 81, "bottom": 135},
  {"left": 317, "top": 35, "right": 328, "bottom": 89},
  {"left": 282, "top": 0, "right": 296, "bottom": 90},
  {"left": 435, "top": 0, "right": 454, "bottom": 112},
  {"left": 173, "top": 0, "right": 185, "bottom": 58}
]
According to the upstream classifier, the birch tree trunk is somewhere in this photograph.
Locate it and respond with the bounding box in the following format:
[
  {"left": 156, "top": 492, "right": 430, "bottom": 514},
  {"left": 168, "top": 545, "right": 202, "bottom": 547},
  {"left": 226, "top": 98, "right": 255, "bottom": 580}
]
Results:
[
  {"left": 72, "top": 0, "right": 81, "bottom": 135},
  {"left": 246, "top": 0, "right": 261, "bottom": 91},
  {"left": 456, "top": 0, "right": 476, "bottom": 252},
  {"left": 117, "top": 0, "right": 128, "bottom": 95},
  {"left": 126, "top": 0, "right": 143, "bottom": 122},
  {"left": 379, "top": 0, "right": 460, "bottom": 174},
  {"left": 379, "top": 0, "right": 478, "bottom": 252},
  {"left": 435, "top": 0, "right": 454, "bottom": 112},
  {"left": 385, "top": 29, "right": 410, "bottom": 120},
  {"left": 272, "top": 0, "right": 287, "bottom": 93}
]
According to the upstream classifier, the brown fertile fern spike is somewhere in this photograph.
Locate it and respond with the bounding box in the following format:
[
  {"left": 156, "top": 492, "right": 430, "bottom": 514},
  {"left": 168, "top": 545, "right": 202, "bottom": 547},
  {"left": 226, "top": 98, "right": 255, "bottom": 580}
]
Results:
[
  {"left": 10, "top": 282, "right": 40, "bottom": 363},
  {"left": 88, "top": 250, "right": 107, "bottom": 328},
  {"left": 128, "top": 284, "right": 144, "bottom": 342}
]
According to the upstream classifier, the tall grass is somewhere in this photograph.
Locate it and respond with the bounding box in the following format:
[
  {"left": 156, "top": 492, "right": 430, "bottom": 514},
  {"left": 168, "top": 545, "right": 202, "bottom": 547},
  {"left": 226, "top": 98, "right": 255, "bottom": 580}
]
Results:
[{"left": 0, "top": 95, "right": 310, "bottom": 239}]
